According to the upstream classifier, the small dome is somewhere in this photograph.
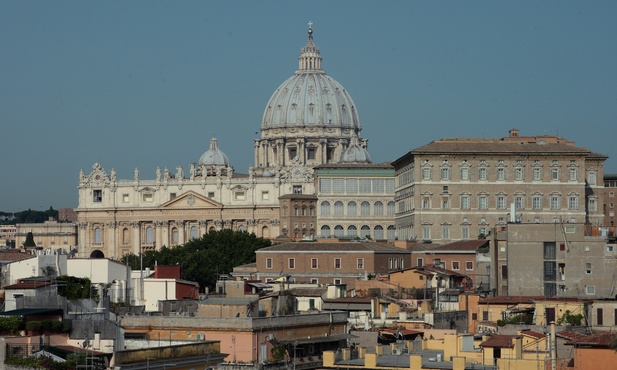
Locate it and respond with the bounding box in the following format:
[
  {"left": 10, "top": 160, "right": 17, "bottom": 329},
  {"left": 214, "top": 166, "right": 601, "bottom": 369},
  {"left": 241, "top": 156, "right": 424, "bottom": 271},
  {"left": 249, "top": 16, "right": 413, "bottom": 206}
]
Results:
[
  {"left": 199, "top": 137, "right": 230, "bottom": 167},
  {"left": 340, "top": 137, "right": 372, "bottom": 163}
]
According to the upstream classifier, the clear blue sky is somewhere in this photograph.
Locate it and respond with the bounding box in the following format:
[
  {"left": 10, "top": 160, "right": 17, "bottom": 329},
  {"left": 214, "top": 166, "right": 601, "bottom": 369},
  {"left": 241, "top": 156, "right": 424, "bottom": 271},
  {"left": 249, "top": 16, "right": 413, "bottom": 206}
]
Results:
[{"left": 1, "top": 1, "right": 616, "bottom": 213}]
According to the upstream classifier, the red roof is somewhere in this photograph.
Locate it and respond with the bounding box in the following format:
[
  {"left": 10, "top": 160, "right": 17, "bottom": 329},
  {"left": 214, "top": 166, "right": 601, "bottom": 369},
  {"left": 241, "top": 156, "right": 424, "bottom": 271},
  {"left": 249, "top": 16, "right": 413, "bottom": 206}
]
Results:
[
  {"left": 479, "top": 296, "right": 591, "bottom": 305},
  {"left": 520, "top": 330, "right": 545, "bottom": 340},
  {"left": 480, "top": 334, "right": 519, "bottom": 348},
  {"left": 3, "top": 281, "right": 55, "bottom": 290},
  {"left": 558, "top": 331, "right": 617, "bottom": 347}
]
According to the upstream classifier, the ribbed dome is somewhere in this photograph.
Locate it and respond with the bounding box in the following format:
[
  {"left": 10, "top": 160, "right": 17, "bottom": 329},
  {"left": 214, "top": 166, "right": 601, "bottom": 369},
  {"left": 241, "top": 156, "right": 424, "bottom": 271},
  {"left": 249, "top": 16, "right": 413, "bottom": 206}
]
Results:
[
  {"left": 261, "top": 27, "right": 360, "bottom": 130},
  {"left": 340, "top": 137, "right": 372, "bottom": 163},
  {"left": 199, "top": 136, "right": 230, "bottom": 166}
]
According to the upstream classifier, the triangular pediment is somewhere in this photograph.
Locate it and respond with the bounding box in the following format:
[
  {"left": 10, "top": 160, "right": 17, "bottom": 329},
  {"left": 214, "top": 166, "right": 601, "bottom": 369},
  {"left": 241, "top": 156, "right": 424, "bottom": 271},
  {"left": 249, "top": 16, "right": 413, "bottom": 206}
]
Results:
[{"left": 160, "top": 191, "right": 222, "bottom": 209}]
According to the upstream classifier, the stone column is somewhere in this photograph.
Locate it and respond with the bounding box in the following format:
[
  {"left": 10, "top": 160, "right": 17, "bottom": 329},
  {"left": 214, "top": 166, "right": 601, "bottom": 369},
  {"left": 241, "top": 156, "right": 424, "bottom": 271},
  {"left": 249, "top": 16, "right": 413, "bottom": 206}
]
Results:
[
  {"left": 78, "top": 222, "right": 89, "bottom": 257},
  {"left": 254, "top": 140, "right": 260, "bottom": 167},
  {"left": 161, "top": 221, "right": 169, "bottom": 247},
  {"left": 320, "top": 139, "right": 328, "bottom": 164},
  {"left": 297, "top": 139, "right": 305, "bottom": 164},
  {"left": 154, "top": 221, "right": 163, "bottom": 250},
  {"left": 105, "top": 221, "right": 117, "bottom": 259},
  {"left": 131, "top": 221, "right": 141, "bottom": 255},
  {"left": 176, "top": 221, "right": 185, "bottom": 244}
]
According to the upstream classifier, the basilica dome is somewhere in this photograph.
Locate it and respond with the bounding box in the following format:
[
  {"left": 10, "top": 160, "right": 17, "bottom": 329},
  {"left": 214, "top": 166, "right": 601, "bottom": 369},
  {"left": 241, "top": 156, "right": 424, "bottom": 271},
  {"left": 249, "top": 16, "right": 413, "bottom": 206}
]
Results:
[
  {"left": 199, "top": 136, "right": 230, "bottom": 167},
  {"left": 253, "top": 25, "right": 368, "bottom": 171},
  {"left": 261, "top": 27, "right": 360, "bottom": 131}
]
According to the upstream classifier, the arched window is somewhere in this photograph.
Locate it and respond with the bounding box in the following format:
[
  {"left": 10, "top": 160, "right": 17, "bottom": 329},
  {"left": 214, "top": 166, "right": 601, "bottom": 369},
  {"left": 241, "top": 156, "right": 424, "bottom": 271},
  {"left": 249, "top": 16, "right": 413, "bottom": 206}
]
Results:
[
  {"left": 321, "top": 225, "right": 331, "bottom": 237},
  {"left": 334, "top": 225, "right": 344, "bottom": 237},
  {"left": 122, "top": 228, "right": 129, "bottom": 244},
  {"left": 387, "top": 201, "right": 395, "bottom": 216},
  {"left": 360, "top": 225, "right": 370, "bottom": 238},
  {"left": 374, "top": 225, "right": 384, "bottom": 240},
  {"left": 190, "top": 226, "right": 198, "bottom": 239},
  {"left": 321, "top": 201, "right": 331, "bottom": 216},
  {"left": 374, "top": 201, "right": 383, "bottom": 216},
  {"left": 347, "top": 225, "right": 357, "bottom": 237},
  {"left": 387, "top": 225, "right": 396, "bottom": 240},
  {"left": 94, "top": 227, "right": 102, "bottom": 244},
  {"left": 171, "top": 228, "right": 178, "bottom": 244},
  {"left": 348, "top": 201, "right": 357, "bottom": 216},
  {"left": 145, "top": 227, "right": 154, "bottom": 244},
  {"left": 238, "top": 225, "right": 246, "bottom": 232},
  {"left": 361, "top": 201, "right": 371, "bottom": 216},
  {"left": 261, "top": 226, "right": 270, "bottom": 238},
  {"left": 334, "top": 201, "right": 344, "bottom": 216}
]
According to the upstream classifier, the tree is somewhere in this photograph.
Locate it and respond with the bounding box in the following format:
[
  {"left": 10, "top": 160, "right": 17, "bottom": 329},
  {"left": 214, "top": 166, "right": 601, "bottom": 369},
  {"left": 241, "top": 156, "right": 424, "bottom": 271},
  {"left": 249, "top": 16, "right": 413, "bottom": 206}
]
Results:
[
  {"left": 121, "top": 229, "right": 271, "bottom": 291},
  {"left": 23, "top": 231, "right": 36, "bottom": 247}
]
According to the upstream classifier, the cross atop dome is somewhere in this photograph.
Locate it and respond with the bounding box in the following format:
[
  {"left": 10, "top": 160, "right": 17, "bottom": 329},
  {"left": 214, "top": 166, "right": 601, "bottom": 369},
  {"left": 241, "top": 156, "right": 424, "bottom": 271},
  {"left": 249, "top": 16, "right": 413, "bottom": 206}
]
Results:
[{"left": 299, "top": 21, "right": 322, "bottom": 71}]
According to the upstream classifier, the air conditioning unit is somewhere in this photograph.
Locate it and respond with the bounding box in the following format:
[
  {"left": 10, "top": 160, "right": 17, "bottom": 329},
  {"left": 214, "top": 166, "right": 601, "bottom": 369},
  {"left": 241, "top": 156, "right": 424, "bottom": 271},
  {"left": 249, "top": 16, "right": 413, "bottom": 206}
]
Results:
[
  {"left": 392, "top": 349, "right": 401, "bottom": 355},
  {"left": 196, "top": 333, "right": 205, "bottom": 340}
]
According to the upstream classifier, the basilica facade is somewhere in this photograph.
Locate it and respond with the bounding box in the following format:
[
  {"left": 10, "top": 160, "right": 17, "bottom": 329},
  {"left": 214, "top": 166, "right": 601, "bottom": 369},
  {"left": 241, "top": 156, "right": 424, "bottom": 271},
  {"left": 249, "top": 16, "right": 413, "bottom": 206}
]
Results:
[{"left": 76, "top": 26, "right": 377, "bottom": 259}]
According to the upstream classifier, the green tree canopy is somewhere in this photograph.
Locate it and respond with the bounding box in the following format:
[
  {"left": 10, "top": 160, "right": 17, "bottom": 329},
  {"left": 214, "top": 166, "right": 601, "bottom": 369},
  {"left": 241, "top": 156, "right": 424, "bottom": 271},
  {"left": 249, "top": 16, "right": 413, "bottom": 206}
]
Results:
[
  {"left": 121, "top": 229, "right": 271, "bottom": 291},
  {"left": 23, "top": 231, "right": 36, "bottom": 247}
]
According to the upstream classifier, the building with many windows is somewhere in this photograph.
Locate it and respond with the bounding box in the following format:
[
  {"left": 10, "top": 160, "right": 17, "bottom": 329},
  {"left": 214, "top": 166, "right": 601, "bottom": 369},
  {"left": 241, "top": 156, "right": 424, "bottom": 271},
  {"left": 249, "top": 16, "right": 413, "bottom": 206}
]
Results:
[
  {"left": 254, "top": 242, "right": 411, "bottom": 286},
  {"left": 75, "top": 25, "right": 383, "bottom": 258},
  {"left": 314, "top": 163, "right": 396, "bottom": 240},
  {"left": 602, "top": 173, "right": 617, "bottom": 229},
  {"left": 393, "top": 128, "right": 607, "bottom": 242}
]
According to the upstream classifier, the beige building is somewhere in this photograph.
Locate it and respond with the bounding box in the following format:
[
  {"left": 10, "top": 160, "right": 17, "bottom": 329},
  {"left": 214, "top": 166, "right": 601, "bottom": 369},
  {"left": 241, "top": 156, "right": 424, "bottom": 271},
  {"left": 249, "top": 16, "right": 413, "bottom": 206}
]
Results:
[
  {"left": 602, "top": 173, "right": 617, "bottom": 228},
  {"left": 393, "top": 129, "right": 607, "bottom": 243},
  {"left": 15, "top": 220, "right": 78, "bottom": 252},
  {"left": 75, "top": 25, "right": 380, "bottom": 259},
  {"left": 315, "top": 163, "right": 396, "bottom": 240}
]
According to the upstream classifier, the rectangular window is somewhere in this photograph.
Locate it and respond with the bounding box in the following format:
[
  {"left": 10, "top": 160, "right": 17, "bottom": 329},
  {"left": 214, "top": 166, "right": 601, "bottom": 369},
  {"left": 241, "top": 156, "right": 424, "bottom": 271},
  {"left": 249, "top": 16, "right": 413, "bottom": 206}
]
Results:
[
  {"left": 262, "top": 191, "right": 269, "bottom": 200},
  {"left": 586, "top": 285, "right": 595, "bottom": 295},
  {"left": 442, "top": 225, "right": 450, "bottom": 239},
  {"left": 319, "top": 178, "right": 332, "bottom": 194},
  {"left": 442, "top": 198, "right": 450, "bottom": 209},
  {"left": 266, "top": 258, "right": 273, "bottom": 269},
  {"left": 288, "top": 258, "right": 295, "bottom": 269},
  {"left": 346, "top": 178, "right": 358, "bottom": 193},
  {"left": 479, "top": 196, "right": 488, "bottom": 209},
  {"left": 142, "top": 193, "right": 153, "bottom": 202},
  {"left": 93, "top": 190, "right": 102, "bottom": 202},
  {"left": 310, "top": 278, "right": 318, "bottom": 284},
  {"left": 441, "top": 167, "right": 450, "bottom": 180},
  {"left": 569, "top": 168, "right": 577, "bottom": 181},
  {"left": 358, "top": 179, "right": 371, "bottom": 193},
  {"left": 332, "top": 179, "right": 345, "bottom": 194},
  {"left": 461, "top": 226, "right": 469, "bottom": 240},
  {"left": 207, "top": 191, "right": 215, "bottom": 198},
  {"left": 122, "top": 194, "right": 129, "bottom": 203},
  {"left": 551, "top": 168, "right": 560, "bottom": 180},
  {"left": 311, "top": 258, "right": 318, "bottom": 269},
  {"left": 234, "top": 191, "right": 246, "bottom": 200},
  {"left": 597, "top": 308, "right": 604, "bottom": 326},
  {"left": 422, "top": 226, "right": 431, "bottom": 240},
  {"left": 357, "top": 258, "right": 364, "bottom": 269},
  {"left": 422, "top": 167, "right": 431, "bottom": 180},
  {"left": 452, "top": 261, "right": 460, "bottom": 270},
  {"left": 479, "top": 168, "right": 487, "bottom": 181},
  {"left": 515, "top": 196, "right": 524, "bottom": 209},
  {"left": 483, "top": 311, "right": 489, "bottom": 321},
  {"left": 588, "top": 199, "right": 597, "bottom": 212},
  {"left": 588, "top": 172, "right": 596, "bottom": 185},
  {"left": 169, "top": 193, "right": 176, "bottom": 200},
  {"left": 501, "top": 265, "right": 508, "bottom": 279},
  {"left": 334, "top": 279, "right": 342, "bottom": 285},
  {"left": 544, "top": 242, "right": 556, "bottom": 259},
  {"left": 551, "top": 196, "right": 560, "bottom": 209},
  {"left": 461, "top": 195, "right": 470, "bottom": 209},
  {"left": 533, "top": 196, "right": 542, "bottom": 209},
  {"left": 293, "top": 185, "right": 302, "bottom": 194},
  {"left": 544, "top": 261, "right": 556, "bottom": 280},
  {"left": 497, "top": 196, "right": 506, "bottom": 209},
  {"left": 289, "top": 147, "right": 297, "bottom": 159},
  {"left": 461, "top": 167, "right": 469, "bottom": 181},
  {"left": 466, "top": 261, "right": 473, "bottom": 271},
  {"left": 307, "top": 147, "right": 315, "bottom": 160},
  {"left": 585, "top": 262, "right": 592, "bottom": 274},
  {"left": 334, "top": 258, "right": 341, "bottom": 269},
  {"left": 515, "top": 167, "right": 524, "bottom": 181},
  {"left": 422, "top": 197, "right": 430, "bottom": 209},
  {"left": 496, "top": 168, "right": 505, "bottom": 180},
  {"left": 385, "top": 179, "right": 395, "bottom": 193},
  {"left": 569, "top": 196, "right": 578, "bottom": 210},
  {"left": 533, "top": 167, "right": 542, "bottom": 181},
  {"left": 544, "top": 283, "right": 557, "bottom": 297},
  {"left": 416, "top": 258, "right": 424, "bottom": 267}
]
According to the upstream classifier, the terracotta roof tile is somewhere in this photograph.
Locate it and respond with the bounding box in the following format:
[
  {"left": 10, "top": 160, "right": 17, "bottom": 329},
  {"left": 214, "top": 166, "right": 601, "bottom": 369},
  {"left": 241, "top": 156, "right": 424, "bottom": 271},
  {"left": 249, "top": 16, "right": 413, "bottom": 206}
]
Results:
[{"left": 480, "top": 334, "right": 519, "bottom": 348}]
